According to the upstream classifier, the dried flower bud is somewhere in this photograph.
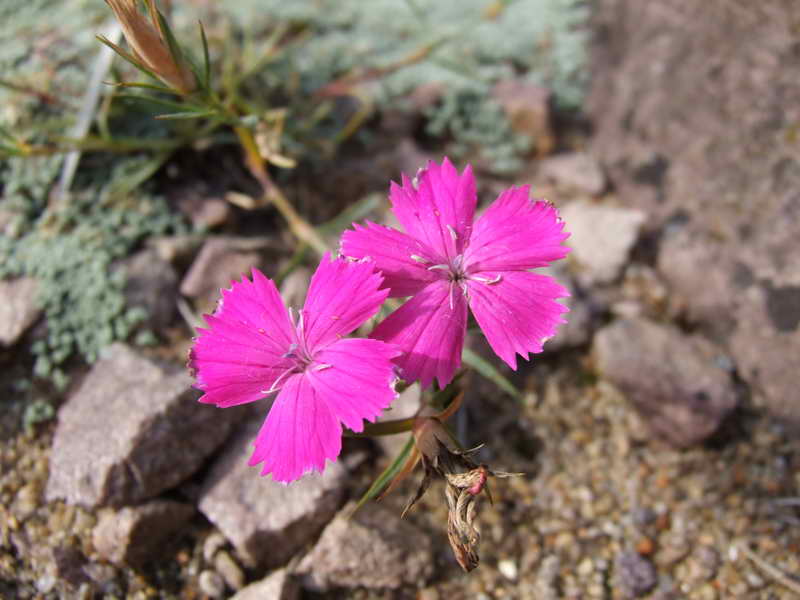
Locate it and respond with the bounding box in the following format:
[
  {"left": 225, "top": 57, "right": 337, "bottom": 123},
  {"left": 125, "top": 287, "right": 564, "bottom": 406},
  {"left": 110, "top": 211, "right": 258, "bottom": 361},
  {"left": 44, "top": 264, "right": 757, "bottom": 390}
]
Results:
[
  {"left": 105, "top": 0, "right": 195, "bottom": 94},
  {"left": 401, "top": 416, "right": 522, "bottom": 572}
]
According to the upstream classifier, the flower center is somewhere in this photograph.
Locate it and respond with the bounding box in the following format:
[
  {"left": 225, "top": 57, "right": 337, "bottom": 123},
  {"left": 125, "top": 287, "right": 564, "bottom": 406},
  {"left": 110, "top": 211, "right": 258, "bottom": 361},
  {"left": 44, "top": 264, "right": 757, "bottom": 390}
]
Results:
[
  {"left": 425, "top": 254, "right": 502, "bottom": 310},
  {"left": 263, "top": 309, "right": 330, "bottom": 395}
]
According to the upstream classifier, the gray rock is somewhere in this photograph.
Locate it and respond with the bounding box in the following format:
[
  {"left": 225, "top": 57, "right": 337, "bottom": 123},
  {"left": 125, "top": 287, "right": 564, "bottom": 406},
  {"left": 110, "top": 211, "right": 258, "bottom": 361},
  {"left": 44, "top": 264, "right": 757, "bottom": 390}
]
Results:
[
  {"left": 230, "top": 569, "right": 299, "bottom": 600},
  {"left": 0, "top": 277, "right": 42, "bottom": 346},
  {"left": 592, "top": 318, "right": 737, "bottom": 447},
  {"left": 180, "top": 237, "right": 275, "bottom": 313},
  {"left": 296, "top": 501, "right": 434, "bottom": 591},
  {"left": 46, "top": 344, "right": 243, "bottom": 507},
  {"left": 615, "top": 551, "right": 657, "bottom": 598},
  {"left": 539, "top": 152, "right": 606, "bottom": 196},
  {"left": 119, "top": 248, "right": 178, "bottom": 331},
  {"left": 92, "top": 500, "right": 194, "bottom": 567},
  {"left": 587, "top": 0, "right": 800, "bottom": 425},
  {"left": 561, "top": 200, "right": 646, "bottom": 286},
  {"left": 197, "top": 420, "right": 346, "bottom": 568}
]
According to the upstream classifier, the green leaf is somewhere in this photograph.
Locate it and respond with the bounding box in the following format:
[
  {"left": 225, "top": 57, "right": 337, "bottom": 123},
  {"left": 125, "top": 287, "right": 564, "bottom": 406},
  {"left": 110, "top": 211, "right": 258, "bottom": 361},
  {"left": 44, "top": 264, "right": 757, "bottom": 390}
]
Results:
[
  {"left": 107, "top": 81, "right": 181, "bottom": 94},
  {"left": 318, "top": 192, "right": 382, "bottom": 235},
  {"left": 353, "top": 436, "right": 414, "bottom": 514},
  {"left": 462, "top": 347, "right": 521, "bottom": 400},
  {"left": 113, "top": 93, "right": 200, "bottom": 113},
  {"left": 154, "top": 110, "right": 218, "bottom": 120},
  {"left": 199, "top": 21, "right": 211, "bottom": 91},
  {"left": 97, "top": 35, "right": 161, "bottom": 83}
]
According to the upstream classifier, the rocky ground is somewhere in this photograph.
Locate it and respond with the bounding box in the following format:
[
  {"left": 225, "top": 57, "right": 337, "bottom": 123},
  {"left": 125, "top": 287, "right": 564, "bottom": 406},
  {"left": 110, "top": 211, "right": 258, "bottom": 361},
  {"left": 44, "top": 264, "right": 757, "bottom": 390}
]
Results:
[
  {"left": 3, "top": 1, "right": 800, "bottom": 597},
  {"left": 1, "top": 141, "right": 799, "bottom": 599}
]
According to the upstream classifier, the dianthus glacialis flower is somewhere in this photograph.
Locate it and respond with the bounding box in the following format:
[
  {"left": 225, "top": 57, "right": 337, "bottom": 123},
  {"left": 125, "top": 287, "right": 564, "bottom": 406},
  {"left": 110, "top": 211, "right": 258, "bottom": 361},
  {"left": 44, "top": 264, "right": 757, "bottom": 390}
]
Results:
[
  {"left": 188, "top": 253, "right": 399, "bottom": 483},
  {"left": 341, "top": 158, "right": 570, "bottom": 389}
]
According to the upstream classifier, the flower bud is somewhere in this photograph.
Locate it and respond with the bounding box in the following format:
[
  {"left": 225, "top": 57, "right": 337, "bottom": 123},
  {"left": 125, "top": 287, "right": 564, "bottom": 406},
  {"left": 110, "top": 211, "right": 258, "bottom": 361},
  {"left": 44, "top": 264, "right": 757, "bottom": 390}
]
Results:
[{"left": 105, "top": 0, "right": 195, "bottom": 94}]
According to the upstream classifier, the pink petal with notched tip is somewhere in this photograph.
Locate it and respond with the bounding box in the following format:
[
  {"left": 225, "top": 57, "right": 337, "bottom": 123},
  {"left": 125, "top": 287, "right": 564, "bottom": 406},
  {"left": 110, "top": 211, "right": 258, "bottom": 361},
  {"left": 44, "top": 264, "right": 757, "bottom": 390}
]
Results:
[
  {"left": 189, "top": 270, "right": 295, "bottom": 407},
  {"left": 464, "top": 187, "right": 569, "bottom": 273},
  {"left": 307, "top": 338, "right": 400, "bottom": 432},
  {"left": 248, "top": 374, "right": 341, "bottom": 483},
  {"left": 340, "top": 221, "right": 439, "bottom": 297},
  {"left": 302, "top": 252, "right": 389, "bottom": 351},
  {"left": 390, "top": 158, "right": 476, "bottom": 261},
  {"left": 466, "top": 271, "right": 569, "bottom": 370},
  {"left": 370, "top": 280, "right": 468, "bottom": 389}
]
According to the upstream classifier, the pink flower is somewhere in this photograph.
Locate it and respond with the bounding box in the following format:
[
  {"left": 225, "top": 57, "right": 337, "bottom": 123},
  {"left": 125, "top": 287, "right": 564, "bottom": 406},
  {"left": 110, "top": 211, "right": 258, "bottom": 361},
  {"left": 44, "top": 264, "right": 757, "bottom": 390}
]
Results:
[
  {"left": 341, "top": 158, "right": 570, "bottom": 389},
  {"left": 188, "top": 254, "right": 399, "bottom": 483}
]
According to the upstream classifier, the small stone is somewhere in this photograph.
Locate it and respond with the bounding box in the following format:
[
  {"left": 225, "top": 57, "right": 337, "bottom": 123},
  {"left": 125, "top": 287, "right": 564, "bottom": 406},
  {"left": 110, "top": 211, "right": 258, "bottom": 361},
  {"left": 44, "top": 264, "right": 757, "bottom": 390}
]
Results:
[
  {"left": 278, "top": 266, "right": 312, "bottom": 309},
  {"left": 13, "top": 481, "right": 41, "bottom": 520},
  {"left": 214, "top": 551, "right": 245, "bottom": 591},
  {"left": 198, "top": 569, "right": 225, "bottom": 599},
  {"left": 491, "top": 79, "right": 554, "bottom": 155},
  {"left": 561, "top": 200, "right": 646, "bottom": 286},
  {"left": 198, "top": 420, "right": 346, "bottom": 568},
  {"left": 92, "top": 500, "right": 194, "bottom": 567},
  {"left": 615, "top": 551, "right": 657, "bottom": 598},
  {"left": 498, "top": 558, "right": 518, "bottom": 581},
  {"left": 539, "top": 152, "right": 606, "bottom": 196},
  {"left": 202, "top": 531, "right": 227, "bottom": 563},
  {"left": 230, "top": 568, "right": 299, "bottom": 600},
  {"left": 0, "top": 277, "right": 42, "bottom": 346},
  {"left": 47, "top": 344, "right": 243, "bottom": 508},
  {"left": 577, "top": 557, "right": 595, "bottom": 577},
  {"left": 180, "top": 236, "right": 274, "bottom": 313},
  {"left": 593, "top": 318, "right": 738, "bottom": 447},
  {"left": 296, "top": 501, "right": 434, "bottom": 591},
  {"left": 118, "top": 248, "right": 179, "bottom": 331}
]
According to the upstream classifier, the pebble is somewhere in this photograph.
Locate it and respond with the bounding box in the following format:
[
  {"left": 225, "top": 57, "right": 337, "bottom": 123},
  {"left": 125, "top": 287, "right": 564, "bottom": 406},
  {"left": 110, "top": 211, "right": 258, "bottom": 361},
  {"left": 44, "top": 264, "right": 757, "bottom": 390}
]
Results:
[
  {"left": 498, "top": 559, "right": 518, "bottom": 581},
  {"left": 615, "top": 551, "right": 657, "bottom": 597},
  {"left": 214, "top": 551, "right": 245, "bottom": 591},
  {"left": 198, "top": 570, "right": 226, "bottom": 599}
]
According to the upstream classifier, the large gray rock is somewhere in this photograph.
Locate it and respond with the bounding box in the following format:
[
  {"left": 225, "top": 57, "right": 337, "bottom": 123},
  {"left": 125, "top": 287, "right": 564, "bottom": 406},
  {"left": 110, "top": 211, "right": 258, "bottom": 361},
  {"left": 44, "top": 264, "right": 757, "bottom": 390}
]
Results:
[
  {"left": 92, "top": 500, "right": 194, "bottom": 566},
  {"left": 587, "top": 0, "right": 800, "bottom": 424},
  {"left": 47, "top": 344, "right": 242, "bottom": 507},
  {"left": 592, "top": 318, "right": 738, "bottom": 447},
  {"left": 0, "top": 277, "right": 41, "bottom": 346},
  {"left": 197, "top": 420, "right": 347, "bottom": 568},
  {"left": 296, "top": 501, "right": 434, "bottom": 591}
]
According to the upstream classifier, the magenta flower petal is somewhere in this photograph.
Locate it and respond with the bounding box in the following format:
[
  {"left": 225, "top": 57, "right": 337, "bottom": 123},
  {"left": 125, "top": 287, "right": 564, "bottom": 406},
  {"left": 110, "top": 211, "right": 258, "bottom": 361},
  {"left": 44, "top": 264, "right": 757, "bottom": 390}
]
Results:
[
  {"left": 190, "top": 256, "right": 400, "bottom": 483},
  {"left": 340, "top": 221, "right": 439, "bottom": 297},
  {"left": 371, "top": 281, "right": 468, "bottom": 389},
  {"left": 467, "top": 271, "right": 569, "bottom": 370},
  {"left": 390, "top": 158, "right": 476, "bottom": 260},
  {"left": 308, "top": 338, "right": 400, "bottom": 432},
  {"left": 248, "top": 374, "right": 341, "bottom": 483},
  {"left": 464, "top": 187, "right": 569, "bottom": 273},
  {"left": 302, "top": 252, "right": 389, "bottom": 350},
  {"left": 190, "top": 270, "right": 295, "bottom": 407}
]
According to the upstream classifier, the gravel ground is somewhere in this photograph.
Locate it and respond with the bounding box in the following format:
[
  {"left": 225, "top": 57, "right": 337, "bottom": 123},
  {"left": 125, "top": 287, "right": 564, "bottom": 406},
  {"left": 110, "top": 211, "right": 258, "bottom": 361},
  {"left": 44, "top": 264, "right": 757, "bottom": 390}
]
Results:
[{"left": 2, "top": 353, "right": 798, "bottom": 599}]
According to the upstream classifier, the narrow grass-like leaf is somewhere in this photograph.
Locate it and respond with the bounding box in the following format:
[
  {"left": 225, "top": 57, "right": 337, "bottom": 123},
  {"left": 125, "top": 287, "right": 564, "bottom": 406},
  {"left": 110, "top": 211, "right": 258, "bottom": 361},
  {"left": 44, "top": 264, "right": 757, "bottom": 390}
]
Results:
[
  {"left": 318, "top": 192, "right": 382, "bottom": 235},
  {"left": 97, "top": 35, "right": 161, "bottom": 83},
  {"left": 462, "top": 347, "right": 520, "bottom": 400},
  {"left": 107, "top": 80, "right": 180, "bottom": 94},
  {"left": 199, "top": 21, "right": 211, "bottom": 91},
  {"left": 352, "top": 436, "right": 415, "bottom": 514},
  {"left": 154, "top": 110, "right": 218, "bottom": 120}
]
